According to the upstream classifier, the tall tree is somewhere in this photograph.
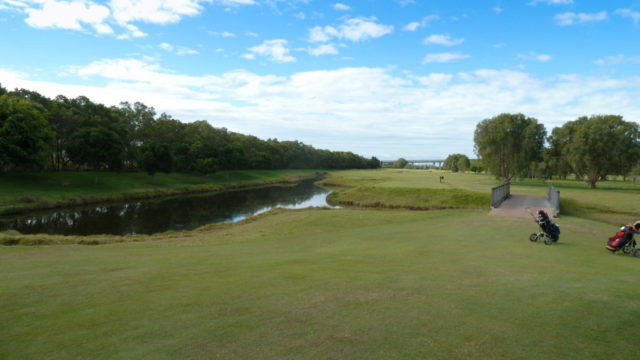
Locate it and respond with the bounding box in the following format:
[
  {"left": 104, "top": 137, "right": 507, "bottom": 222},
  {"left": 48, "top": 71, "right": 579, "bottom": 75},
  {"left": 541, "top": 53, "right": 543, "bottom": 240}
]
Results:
[
  {"left": 66, "top": 126, "right": 124, "bottom": 183},
  {"left": 0, "top": 95, "right": 54, "bottom": 172},
  {"left": 140, "top": 141, "right": 173, "bottom": 184},
  {"left": 456, "top": 155, "right": 470, "bottom": 173},
  {"left": 474, "top": 113, "right": 546, "bottom": 182},
  {"left": 555, "top": 115, "right": 640, "bottom": 188},
  {"left": 443, "top": 153, "right": 469, "bottom": 172},
  {"left": 394, "top": 157, "right": 408, "bottom": 168}
]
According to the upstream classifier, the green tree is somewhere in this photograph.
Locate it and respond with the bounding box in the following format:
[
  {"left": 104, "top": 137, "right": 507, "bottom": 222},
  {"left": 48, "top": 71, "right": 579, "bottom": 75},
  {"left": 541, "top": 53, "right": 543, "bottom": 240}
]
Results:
[
  {"left": 0, "top": 95, "right": 54, "bottom": 172},
  {"left": 547, "top": 123, "right": 578, "bottom": 180},
  {"left": 474, "top": 113, "right": 546, "bottom": 182},
  {"left": 554, "top": 115, "right": 640, "bottom": 188},
  {"left": 67, "top": 127, "right": 124, "bottom": 183},
  {"left": 394, "top": 157, "right": 408, "bottom": 168},
  {"left": 457, "top": 155, "right": 470, "bottom": 173},
  {"left": 140, "top": 142, "right": 173, "bottom": 184},
  {"left": 443, "top": 153, "right": 470, "bottom": 172}
]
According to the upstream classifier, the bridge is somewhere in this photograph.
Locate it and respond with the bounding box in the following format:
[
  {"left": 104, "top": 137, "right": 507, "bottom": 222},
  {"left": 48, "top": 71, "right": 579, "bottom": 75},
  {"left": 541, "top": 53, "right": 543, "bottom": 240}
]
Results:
[
  {"left": 381, "top": 159, "right": 446, "bottom": 167},
  {"left": 489, "top": 183, "right": 560, "bottom": 218}
]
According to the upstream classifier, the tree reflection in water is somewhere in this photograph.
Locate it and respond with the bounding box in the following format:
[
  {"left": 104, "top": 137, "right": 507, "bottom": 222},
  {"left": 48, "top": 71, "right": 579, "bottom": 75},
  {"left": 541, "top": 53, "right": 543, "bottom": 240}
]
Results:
[{"left": 0, "top": 180, "right": 335, "bottom": 236}]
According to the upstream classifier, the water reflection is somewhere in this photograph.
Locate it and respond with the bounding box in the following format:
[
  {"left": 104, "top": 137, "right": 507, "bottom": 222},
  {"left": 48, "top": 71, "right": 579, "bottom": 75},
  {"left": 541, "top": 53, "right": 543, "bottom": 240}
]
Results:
[{"left": 0, "top": 180, "right": 335, "bottom": 236}]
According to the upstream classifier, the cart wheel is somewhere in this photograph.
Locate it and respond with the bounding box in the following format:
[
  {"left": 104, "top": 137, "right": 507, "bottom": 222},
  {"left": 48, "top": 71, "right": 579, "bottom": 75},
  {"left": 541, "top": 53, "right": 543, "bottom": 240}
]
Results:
[
  {"left": 529, "top": 233, "right": 538, "bottom": 242},
  {"left": 623, "top": 246, "right": 633, "bottom": 255},
  {"left": 544, "top": 236, "right": 553, "bottom": 245},
  {"left": 634, "top": 249, "right": 640, "bottom": 258}
]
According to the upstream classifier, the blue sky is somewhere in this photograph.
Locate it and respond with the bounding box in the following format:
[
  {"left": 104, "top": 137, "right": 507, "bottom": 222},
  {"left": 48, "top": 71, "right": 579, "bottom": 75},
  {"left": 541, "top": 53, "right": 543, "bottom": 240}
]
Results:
[{"left": 1, "top": 0, "right": 639, "bottom": 160}]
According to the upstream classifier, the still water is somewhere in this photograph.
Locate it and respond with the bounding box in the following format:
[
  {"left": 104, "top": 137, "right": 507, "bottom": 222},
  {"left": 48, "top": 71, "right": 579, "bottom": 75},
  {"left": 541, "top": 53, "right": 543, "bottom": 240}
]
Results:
[{"left": 0, "top": 180, "right": 335, "bottom": 236}]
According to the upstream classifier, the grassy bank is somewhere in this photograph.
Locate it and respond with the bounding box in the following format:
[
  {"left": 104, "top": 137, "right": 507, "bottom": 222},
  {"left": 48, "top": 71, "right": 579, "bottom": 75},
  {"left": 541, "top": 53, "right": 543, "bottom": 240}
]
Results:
[
  {"left": 328, "top": 186, "right": 490, "bottom": 210},
  {"left": 0, "top": 170, "right": 321, "bottom": 215},
  {"left": 2, "top": 208, "right": 639, "bottom": 359}
]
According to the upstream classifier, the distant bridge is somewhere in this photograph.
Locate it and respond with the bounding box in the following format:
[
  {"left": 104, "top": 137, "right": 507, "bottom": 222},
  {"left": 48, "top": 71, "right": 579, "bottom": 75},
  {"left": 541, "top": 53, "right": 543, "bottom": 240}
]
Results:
[{"left": 382, "top": 159, "right": 446, "bottom": 167}]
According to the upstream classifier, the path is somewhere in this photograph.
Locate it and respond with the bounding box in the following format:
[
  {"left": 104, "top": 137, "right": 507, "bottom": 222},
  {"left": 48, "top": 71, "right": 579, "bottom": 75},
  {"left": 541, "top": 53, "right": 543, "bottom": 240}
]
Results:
[{"left": 489, "top": 194, "right": 556, "bottom": 218}]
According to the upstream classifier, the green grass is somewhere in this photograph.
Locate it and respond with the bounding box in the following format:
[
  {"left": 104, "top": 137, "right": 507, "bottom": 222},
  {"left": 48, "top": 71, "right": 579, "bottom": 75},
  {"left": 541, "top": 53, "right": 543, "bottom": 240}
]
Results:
[
  {"left": 2, "top": 208, "right": 639, "bottom": 359},
  {"left": 0, "top": 170, "right": 320, "bottom": 215},
  {"left": 3, "top": 169, "right": 640, "bottom": 358},
  {"left": 323, "top": 169, "right": 640, "bottom": 225},
  {"left": 328, "top": 186, "right": 490, "bottom": 210}
]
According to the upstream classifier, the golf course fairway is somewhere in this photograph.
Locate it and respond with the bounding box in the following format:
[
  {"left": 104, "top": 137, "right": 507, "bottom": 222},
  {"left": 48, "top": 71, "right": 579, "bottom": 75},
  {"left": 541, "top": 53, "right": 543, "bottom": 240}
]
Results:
[{"left": 2, "top": 202, "right": 639, "bottom": 359}]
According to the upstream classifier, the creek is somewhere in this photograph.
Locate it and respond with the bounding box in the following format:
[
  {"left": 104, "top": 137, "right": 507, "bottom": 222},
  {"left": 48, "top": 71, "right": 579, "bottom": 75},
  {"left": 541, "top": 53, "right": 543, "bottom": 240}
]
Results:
[{"left": 0, "top": 179, "right": 335, "bottom": 236}]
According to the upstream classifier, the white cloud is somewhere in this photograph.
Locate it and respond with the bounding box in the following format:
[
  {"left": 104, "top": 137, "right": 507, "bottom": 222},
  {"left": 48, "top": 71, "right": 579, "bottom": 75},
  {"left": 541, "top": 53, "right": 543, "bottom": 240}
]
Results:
[
  {"left": 554, "top": 11, "right": 608, "bottom": 26},
  {"left": 220, "top": 0, "right": 255, "bottom": 5},
  {"left": 402, "top": 22, "right": 420, "bottom": 31},
  {"left": 176, "top": 47, "right": 199, "bottom": 55},
  {"left": 308, "top": 43, "right": 339, "bottom": 56},
  {"left": 109, "top": 0, "right": 204, "bottom": 25},
  {"left": 116, "top": 23, "right": 146, "bottom": 38},
  {"left": 293, "top": 12, "right": 305, "bottom": 19},
  {"left": 247, "top": 39, "right": 296, "bottom": 63},
  {"left": 422, "top": 52, "right": 470, "bottom": 63},
  {"left": 242, "top": 53, "right": 256, "bottom": 60},
  {"left": 423, "top": 34, "right": 463, "bottom": 46},
  {"left": 402, "top": 15, "right": 439, "bottom": 32},
  {"left": 308, "top": 17, "right": 393, "bottom": 43},
  {"left": 595, "top": 54, "right": 640, "bottom": 66},
  {"left": 332, "top": 3, "right": 350, "bottom": 11},
  {"left": 528, "top": 0, "right": 573, "bottom": 5},
  {"left": 9, "top": 0, "right": 254, "bottom": 37},
  {"left": 518, "top": 52, "right": 552, "bottom": 62},
  {"left": 210, "top": 31, "right": 237, "bottom": 37},
  {"left": 25, "top": 0, "right": 112, "bottom": 34},
  {"left": 159, "top": 42, "right": 174, "bottom": 51},
  {"left": 615, "top": 9, "right": 640, "bottom": 24},
  {"left": 493, "top": 6, "right": 502, "bottom": 14},
  {"left": 4, "top": 60, "right": 640, "bottom": 159}
]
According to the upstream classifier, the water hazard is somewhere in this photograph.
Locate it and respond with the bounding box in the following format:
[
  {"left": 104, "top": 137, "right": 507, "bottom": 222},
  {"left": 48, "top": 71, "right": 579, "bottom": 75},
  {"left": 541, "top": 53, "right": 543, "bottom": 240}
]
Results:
[{"left": 0, "top": 180, "right": 336, "bottom": 236}]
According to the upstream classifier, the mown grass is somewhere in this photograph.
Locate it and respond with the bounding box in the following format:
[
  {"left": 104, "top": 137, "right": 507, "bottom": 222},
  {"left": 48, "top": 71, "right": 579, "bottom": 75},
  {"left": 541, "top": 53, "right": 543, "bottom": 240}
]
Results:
[
  {"left": 2, "top": 208, "right": 639, "bottom": 359},
  {"left": 324, "top": 169, "right": 640, "bottom": 225},
  {"left": 0, "top": 170, "right": 321, "bottom": 215},
  {"left": 328, "top": 186, "right": 490, "bottom": 210}
]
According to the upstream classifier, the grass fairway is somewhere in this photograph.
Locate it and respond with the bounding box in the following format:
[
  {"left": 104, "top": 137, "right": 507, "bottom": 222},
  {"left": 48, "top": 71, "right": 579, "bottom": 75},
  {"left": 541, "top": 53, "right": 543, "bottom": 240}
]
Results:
[
  {"left": 2, "top": 207, "right": 640, "bottom": 359},
  {"left": 325, "top": 169, "right": 640, "bottom": 225}
]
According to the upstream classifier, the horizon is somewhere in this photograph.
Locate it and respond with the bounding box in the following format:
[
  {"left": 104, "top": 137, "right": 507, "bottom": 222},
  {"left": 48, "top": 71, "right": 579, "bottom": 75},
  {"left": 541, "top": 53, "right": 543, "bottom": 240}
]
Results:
[{"left": 1, "top": 0, "right": 639, "bottom": 160}]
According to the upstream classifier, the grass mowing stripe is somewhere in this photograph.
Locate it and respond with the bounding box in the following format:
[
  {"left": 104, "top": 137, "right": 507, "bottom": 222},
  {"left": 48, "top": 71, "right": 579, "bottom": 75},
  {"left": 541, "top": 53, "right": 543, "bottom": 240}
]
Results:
[{"left": 1, "top": 208, "right": 639, "bottom": 359}]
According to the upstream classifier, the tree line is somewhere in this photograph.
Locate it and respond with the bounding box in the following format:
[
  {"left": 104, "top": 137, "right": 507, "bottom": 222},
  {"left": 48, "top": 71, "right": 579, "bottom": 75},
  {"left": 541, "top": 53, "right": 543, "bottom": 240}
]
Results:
[
  {"left": 0, "top": 85, "right": 380, "bottom": 181},
  {"left": 472, "top": 113, "right": 640, "bottom": 188}
]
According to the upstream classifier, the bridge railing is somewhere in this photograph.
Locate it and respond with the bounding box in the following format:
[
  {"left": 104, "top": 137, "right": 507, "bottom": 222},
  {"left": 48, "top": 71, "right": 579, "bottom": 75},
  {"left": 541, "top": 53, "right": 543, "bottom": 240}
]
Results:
[
  {"left": 548, "top": 184, "right": 560, "bottom": 217},
  {"left": 491, "top": 182, "right": 510, "bottom": 208}
]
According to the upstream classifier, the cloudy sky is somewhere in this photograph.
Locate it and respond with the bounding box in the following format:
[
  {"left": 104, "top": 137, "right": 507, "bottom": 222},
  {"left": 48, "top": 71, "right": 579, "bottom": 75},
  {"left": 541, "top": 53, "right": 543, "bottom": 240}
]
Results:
[{"left": 1, "top": 0, "right": 639, "bottom": 160}]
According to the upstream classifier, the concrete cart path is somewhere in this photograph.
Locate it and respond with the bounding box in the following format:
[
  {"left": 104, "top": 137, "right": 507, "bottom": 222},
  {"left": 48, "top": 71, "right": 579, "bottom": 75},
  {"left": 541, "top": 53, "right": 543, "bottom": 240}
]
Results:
[{"left": 489, "top": 194, "right": 556, "bottom": 218}]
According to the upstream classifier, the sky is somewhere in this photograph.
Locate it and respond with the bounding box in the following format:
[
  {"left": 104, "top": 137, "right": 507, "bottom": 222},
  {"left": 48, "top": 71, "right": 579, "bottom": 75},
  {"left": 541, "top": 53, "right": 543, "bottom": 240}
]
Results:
[{"left": 1, "top": 0, "right": 639, "bottom": 160}]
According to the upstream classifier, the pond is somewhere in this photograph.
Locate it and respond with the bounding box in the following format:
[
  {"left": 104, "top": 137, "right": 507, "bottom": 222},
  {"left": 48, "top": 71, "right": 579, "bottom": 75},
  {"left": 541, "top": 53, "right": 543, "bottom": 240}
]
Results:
[{"left": 0, "top": 179, "right": 336, "bottom": 236}]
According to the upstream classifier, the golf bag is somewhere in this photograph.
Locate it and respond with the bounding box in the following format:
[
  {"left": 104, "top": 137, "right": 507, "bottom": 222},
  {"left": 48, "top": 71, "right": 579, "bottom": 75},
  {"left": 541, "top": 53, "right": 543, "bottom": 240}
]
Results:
[
  {"left": 606, "top": 226, "right": 639, "bottom": 256},
  {"left": 529, "top": 210, "right": 560, "bottom": 245}
]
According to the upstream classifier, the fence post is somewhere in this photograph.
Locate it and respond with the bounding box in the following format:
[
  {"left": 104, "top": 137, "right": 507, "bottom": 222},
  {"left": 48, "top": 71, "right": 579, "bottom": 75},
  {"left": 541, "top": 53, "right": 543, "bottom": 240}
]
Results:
[
  {"left": 491, "top": 182, "right": 510, "bottom": 208},
  {"left": 548, "top": 184, "right": 560, "bottom": 217}
]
